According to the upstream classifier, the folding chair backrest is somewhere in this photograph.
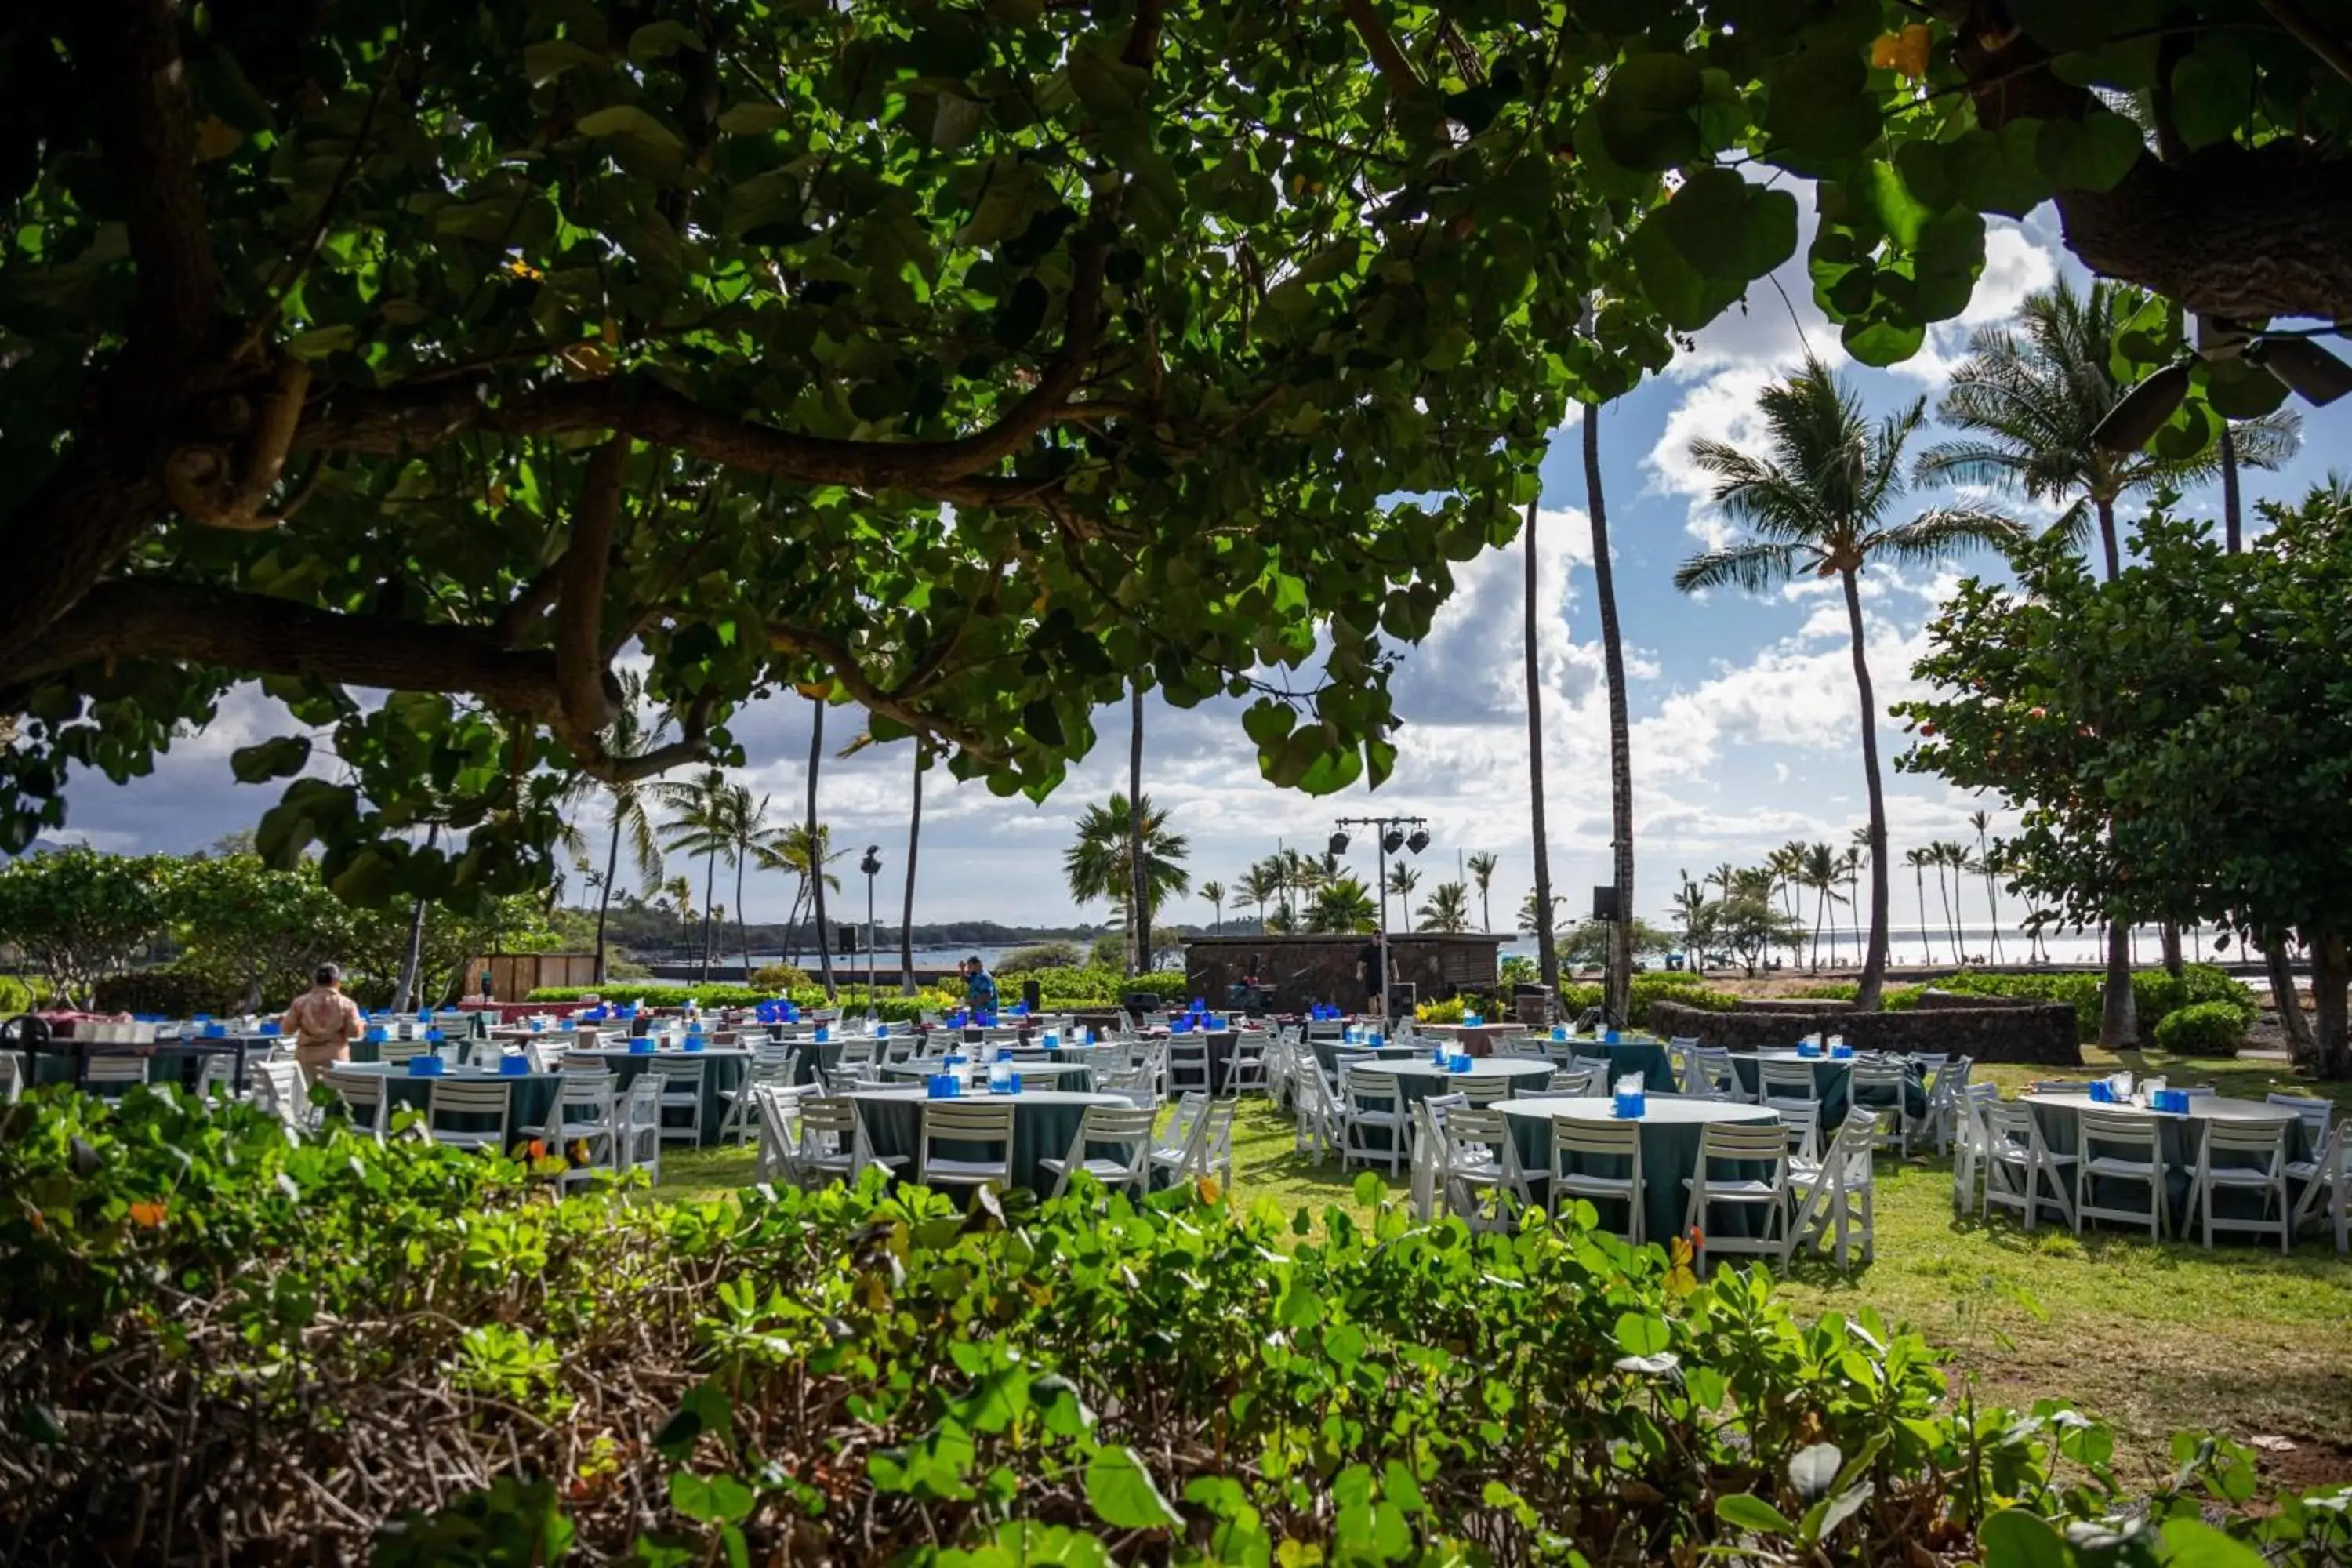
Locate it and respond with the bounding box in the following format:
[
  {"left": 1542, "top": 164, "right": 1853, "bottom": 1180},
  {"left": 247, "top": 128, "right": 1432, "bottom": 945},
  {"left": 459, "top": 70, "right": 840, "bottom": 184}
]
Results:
[
  {"left": 1547, "top": 1065, "right": 1600, "bottom": 1096},
  {"left": 2265, "top": 1094, "right": 2332, "bottom": 1148},
  {"left": 2202, "top": 1119, "right": 2287, "bottom": 1167},
  {"left": 430, "top": 1079, "right": 514, "bottom": 1123},
  {"left": 1552, "top": 1116, "right": 1638, "bottom": 1166},
  {"left": 1769, "top": 1098, "right": 1821, "bottom": 1159},
  {"left": 1697, "top": 1120, "right": 1791, "bottom": 1169},
  {"left": 2078, "top": 1107, "right": 2160, "bottom": 1159},
  {"left": 1759, "top": 1061, "right": 1817, "bottom": 1098},
  {"left": 83, "top": 1055, "right": 150, "bottom": 1087},
  {"left": 1347, "top": 1069, "right": 1399, "bottom": 1110},
  {"left": 923, "top": 1099, "right": 1016, "bottom": 1148}
]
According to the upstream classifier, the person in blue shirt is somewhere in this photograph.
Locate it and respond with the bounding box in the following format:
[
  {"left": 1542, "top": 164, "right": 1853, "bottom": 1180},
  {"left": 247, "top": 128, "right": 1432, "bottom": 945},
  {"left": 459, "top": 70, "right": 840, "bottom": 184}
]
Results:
[{"left": 963, "top": 956, "right": 998, "bottom": 1016}]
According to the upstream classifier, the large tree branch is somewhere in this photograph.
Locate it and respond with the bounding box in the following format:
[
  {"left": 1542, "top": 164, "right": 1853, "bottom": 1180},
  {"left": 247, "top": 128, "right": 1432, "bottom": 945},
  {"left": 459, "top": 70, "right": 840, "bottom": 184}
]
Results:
[
  {"left": 1341, "top": 0, "right": 1425, "bottom": 95},
  {"left": 0, "top": 582, "right": 567, "bottom": 716},
  {"left": 302, "top": 247, "right": 1109, "bottom": 493},
  {"left": 1954, "top": 2, "right": 2352, "bottom": 321},
  {"left": 554, "top": 437, "right": 628, "bottom": 742},
  {"left": 766, "top": 622, "right": 1008, "bottom": 763}
]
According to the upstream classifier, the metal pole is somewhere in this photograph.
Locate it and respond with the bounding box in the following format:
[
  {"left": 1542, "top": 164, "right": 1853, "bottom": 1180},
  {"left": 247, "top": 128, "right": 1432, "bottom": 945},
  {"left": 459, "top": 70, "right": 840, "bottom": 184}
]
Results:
[{"left": 1376, "top": 834, "right": 1389, "bottom": 1022}]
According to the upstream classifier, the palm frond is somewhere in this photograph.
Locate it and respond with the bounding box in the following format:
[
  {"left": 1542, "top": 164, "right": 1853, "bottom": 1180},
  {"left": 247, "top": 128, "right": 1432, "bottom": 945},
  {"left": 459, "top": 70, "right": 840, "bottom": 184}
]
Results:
[
  {"left": 1672, "top": 540, "right": 1807, "bottom": 595},
  {"left": 1864, "top": 506, "right": 2029, "bottom": 570}
]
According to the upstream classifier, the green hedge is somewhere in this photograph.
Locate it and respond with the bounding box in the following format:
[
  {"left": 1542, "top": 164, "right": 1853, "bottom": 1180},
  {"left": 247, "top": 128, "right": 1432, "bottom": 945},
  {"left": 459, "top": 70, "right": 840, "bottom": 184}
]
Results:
[
  {"left": 92, "top": 971, "right": 240, "bottom": 1017},
  {"left": 1918, "top": 964, "right": 2253, "bottom": 1041},
  {"left": 2151, "top": 1000, "right": 2249, "bottom": 1057},
  {"left": 5, "top": 1090, "right": 2340, "bottom": 1563},
  {"left": 528, "top": 967, "right": 1189, "bottom": 1018}
]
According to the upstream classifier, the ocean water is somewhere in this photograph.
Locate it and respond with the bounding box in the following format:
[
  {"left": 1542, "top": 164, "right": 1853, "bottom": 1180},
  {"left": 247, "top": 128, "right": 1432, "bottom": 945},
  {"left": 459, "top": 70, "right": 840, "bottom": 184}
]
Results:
[{"left": 1501, "top": 923, "right": 2249, "bottom": 971}]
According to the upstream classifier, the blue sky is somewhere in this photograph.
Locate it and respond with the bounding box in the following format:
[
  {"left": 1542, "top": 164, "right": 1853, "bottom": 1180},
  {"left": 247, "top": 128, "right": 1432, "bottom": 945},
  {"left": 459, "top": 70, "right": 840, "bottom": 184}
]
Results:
[{"left": 58, "top": 205, "right": 2352, "bottom": 934}]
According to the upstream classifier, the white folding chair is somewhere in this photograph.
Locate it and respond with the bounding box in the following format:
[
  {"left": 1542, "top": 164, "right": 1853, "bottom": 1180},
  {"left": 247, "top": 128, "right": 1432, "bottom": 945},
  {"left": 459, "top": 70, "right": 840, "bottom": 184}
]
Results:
[
  {"left": 378, "top": 1036, "right": 430, "bottom": 1066},
  {"left": 2290, "top": 1120, "right": 2350, "bottom": 1252},
  {"left": 1982, "top": 1100, "right": 2074, "bottom": 1230},
  {"left": 1686, "top": 1046, "right": 1736, "bottom": 1099},
  {"left": 616, "top": 1076, "right": 665, "bottom": 1181},
  {"left": 1099, "top": 1064, "right": 1159, "bottom": 1110},
  {"left": 1546, "top": 1065, "right": 1600, "bottom": 1096},
  {"left": 1166, "top": 1035, "right": 1212, "bottom": 1096},
  {"left": 791, "top": 1095, "right": 904, "bottom": 1186},
  {"left": 717, "top": 1042, "right": 797, "bottom": 1145},
  {"left": 2190, "top": 1119, "right": 2291, "bottom": 1253},
  {"left": 1339, "top": 1069, "right": 1407, "bottom": 1177},
  {"left": 1847, "top": 1060, "right": 1914, "bottom": 1156},
  {"left": 2075, "top": 1109, "right": 2167, "bottom": 1240},
  {"left": 1040, "top": 1103, "right": 1158, "bottom": 1199},
  {"left": 249, "top": 1058, "right": 313, "bottom": 1135},
  {"left": 0, "top": 1050, "right": 20, "bottom": 1105},
  {"left": 1151, "top": 1094, "right": 1236, "bottom": 1187},
  {"left": 1228, "top": 1029, "right": 1271, "bottom": 1094},
  {"left": 82, "top": 1055, "right": 152, "bottom": 1097},
  {"left": 1767, "top": 1098, "right": 1823, "bottom": 1163},
  {"left": 1950, "top": 1082, "right": 2000, "bottom": 1214},
  {"left": 321, "top": 1065, "right": 392, "bottom": 1138},
  {"left": 2266, "top": 1093, "right": 2334, "bottom": 1153},
  {"left": 543, "top": 1069, "right": 619, "bottom": 1190},
  {"left": 1292, "top": 1062, "right": 1341, "bottom": 1161},
  {"left": 1791, "top": 1110, "right": 1881, "bottom": 1269},
  {"left": 1547, "top": 1116, "right": 1645, "bottom": 1246},
  {"left": 426, "top": 1079, "right": 514, "bottom": 1154},
  {"left": 917, "top": 1099, "right": 1018, "bottom": 1192},
  {"left": 1455, "top": 1074, "right": 1515, "bottom": 1109},
  {"left": 1918, "top": 1056, "right": 1973, "bottom": 1155},
  {"left": 1682, "top": 1120, "right": 1791, "bottom": 1272},
  {"left": 1438, "top": 1105, "right": 1531, "bottom": 1232},
  {"left": 751, "top": 1083, "right": 808, "bottom": 1184},
  {"left": 648, "top": 1055, "right": 708, "bottom": 1145},
  {"left": 1758, "top": 1060, "right": 1818, "bottom": 1106}
]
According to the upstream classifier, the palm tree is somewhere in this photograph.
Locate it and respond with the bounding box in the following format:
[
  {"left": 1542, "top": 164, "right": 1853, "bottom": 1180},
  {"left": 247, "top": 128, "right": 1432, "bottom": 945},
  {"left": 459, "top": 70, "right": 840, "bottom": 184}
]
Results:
[
  {"left": 1905, "top": 846, "right": 1937, "bottom": 966},
  {"left": 1417, "top": 880, "right": 1472, "bottom": 933},
  {"left": 1065, "top": 794, "right": 1190, "bottom": 946},
  {"left": 1670, "top": 874, "right": 1710, "bottom": 956},
  {"left": 1933, "top": 840, "right": 1970, "bottom": 958},
  {"left": 1767, "top": 842, "right": 1806, "bottom": 922},
  {"left": 652, "top": 768, "right": 741, "bottom": 984},
  {"left": 1675, "top": 359, "right": 2023, "bottom": 1009},
  {"left": 1522, "top": 492, "right": 1559, "bottom": 995},
  {"left": 1916, "top": 278, "right": 2299, "bottom": 581},
  {"left": 899, "top": 745, "right": 926, "bottom": 995},
  {"left": 1465, "top": 851, "right": 1500, "bottom": 935},
  {"left": 1519, "top": 887, "right": 1564, "bottom": 947},
  {"left": 726, "top": 784, "right": 772, "bottom": 982},
  {"left": 1306, "top": 877, "right": 1378, "bottom": 935},
  {"left": 1238, "top": 860, "right": 1283, "bottom": 931},
  {"left": 1201, "top": 879, "right": 1225, "bottom": 934},
  {"left": 586, "top": 675, "right": 669, "bottom": 985},
  {"left": 1584, "top": 398, "right": 1637, "bottom": 1021},
  {"left": 662, "top": 874, "right": 695, "bottom": 940},
  {"left": 1125, "top": 684, "right": 1147, "bottom": 975},
  {"left": 1969, "top": 810, "right": 2005, "bottom": 963},
  {"left": 801, "top": 696, "right": 839, "bottom": 995},
  {"left": 1383, "top": 862, "right": 1421, "bottom": 932},
  {"left": 1800, "top": 840, "right": 1840, "bottom": 970},
  {"left": 755, "top": 824, "right": 845, "bottom": 955},
  {"left": 1838, "top": 842, "right": 1864, "bottom": 970}
]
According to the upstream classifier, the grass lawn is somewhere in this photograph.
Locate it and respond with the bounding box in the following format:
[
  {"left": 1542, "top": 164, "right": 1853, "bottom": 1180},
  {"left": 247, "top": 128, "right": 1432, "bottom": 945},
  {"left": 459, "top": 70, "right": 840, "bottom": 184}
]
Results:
[{"left": 654, "top": 1046, "right": 2352, "bottom": 1489}]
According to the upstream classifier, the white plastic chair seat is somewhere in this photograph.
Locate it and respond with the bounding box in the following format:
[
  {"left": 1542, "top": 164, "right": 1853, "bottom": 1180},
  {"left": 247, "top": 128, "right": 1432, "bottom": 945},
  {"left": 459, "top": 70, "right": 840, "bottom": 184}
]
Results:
[
  {"left": 2083, "top": 1154, "right": 2160, "bottom": 1178},
  {"left": 924, "top": 1156, "right": 1012, "bottom": 1181}
]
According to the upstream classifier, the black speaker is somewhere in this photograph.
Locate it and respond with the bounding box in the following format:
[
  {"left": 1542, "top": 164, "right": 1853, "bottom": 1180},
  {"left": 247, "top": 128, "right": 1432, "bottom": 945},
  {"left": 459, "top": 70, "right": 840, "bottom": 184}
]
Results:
[
  {"left": 1592, "top": 884, "right": 1621, "bottom": 922},
  {"left": 1022, "top": 978, "right": 1042, "bottom": 1012}
]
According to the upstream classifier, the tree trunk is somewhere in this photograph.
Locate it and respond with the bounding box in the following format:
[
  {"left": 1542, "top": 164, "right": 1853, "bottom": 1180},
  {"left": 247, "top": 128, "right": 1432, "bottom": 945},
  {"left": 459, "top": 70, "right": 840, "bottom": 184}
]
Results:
[
  {"left": 899, "top": 746, "right": 923, "bottom": 995},
  {"left": 1583, "top": 406, "right": 1634, "bottom": 1023},
  {"left": 1935, "top": 869, "right": 1955, "bottom": 965},
  {"left": 2095, "top": 493, "right": 2122, "bottom": 583},
  {"left": 2159, "top": 920, "right": 2183, "bottom": 977},
  {"left": 735, "top": 847, "right": 750, "bottom": 985},
  {"left": 1915, "top": 867, "right": 1934, "bottom": 966},
  {"left": 808, "top": 697, "right": 836, "bottom": 996},
  {"left": 1523, "top": 494, "right": 1559, "bottom": 1000},
  {"left": 2099, "top": 920, "right": 2138, "bottom": 1048},
  {"left": 697, "top": 851, "right": 717, "bottom": 984},
  {"left": 1127, "top": 684, "right": 1146, "bottom": 976},
  {"left": 1840, "top": 569, "right": 1891, "bottom": 1009},
  {"left": 2264, "top": 931, "right": 2318, "bottom": 1065},
  {"left": 393, "top": 826, "right": 439, "bottom": 1011},
  {"left": 594, "top": 809, "right": 622, "bottom": 985},
  {"left": 2311, "top": 928, "right": 2349, "bottom": 1081},
  {"left": 2221, "top": 424, "right": 2244, "bottom": 554}
]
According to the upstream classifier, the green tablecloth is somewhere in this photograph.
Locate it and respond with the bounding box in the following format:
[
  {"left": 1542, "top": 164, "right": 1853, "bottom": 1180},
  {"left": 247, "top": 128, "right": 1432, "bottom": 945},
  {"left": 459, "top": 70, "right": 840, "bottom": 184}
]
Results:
[
  {"left": 1309, "top": 1039, "right": 1419, "bottom": 1075},
  {"left": 848, "top": 1087, "right": 1123, "bottom": 1196},
  {"left": 1730, "top": 1052, "right": 1927, "bottom": 1126},
  {"left": 568, "top": 1048, "right": 748, "bottom": 1143},
  {"left": 880, "top": 1060, "right": 1098, "bottom": 1091},
  {"left": 1338, "top": 1057, "right": 1555, "bottom": 1152},
  {"left": 1568, "top": 1039, "right": 1677, "bottom": 1091},
  {"left": 1503, "top": 1094, "right": 1782, "bottom": 1246},
  {"left": 346, "top": 1065, "right": 561, "bottom": 1152},
  {"left": 2024, "top": 1093, "right": 2311, "bottom": 1234},
  {"left": 33, "top": 1039, "right": 261, "bottom": 1094}
]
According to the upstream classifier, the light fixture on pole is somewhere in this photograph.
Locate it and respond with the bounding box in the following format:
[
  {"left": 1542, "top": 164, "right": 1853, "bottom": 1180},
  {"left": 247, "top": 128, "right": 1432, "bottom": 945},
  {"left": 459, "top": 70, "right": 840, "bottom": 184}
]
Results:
[
  {"left": 858, "top": 845, "right": 883, "bottom": 1019},
  {"left": 2089, "top": 360, "right": 2191, "bottom": 452},
  {"left": 2246, "top": 336, "right": 2352, "bottom": 407},
  {"left": 1333, "top": 814, "right": 1430, "bottom": 1021},
  {"left": 2096, "top": 320, "right": 2352, "bottom": 456}
]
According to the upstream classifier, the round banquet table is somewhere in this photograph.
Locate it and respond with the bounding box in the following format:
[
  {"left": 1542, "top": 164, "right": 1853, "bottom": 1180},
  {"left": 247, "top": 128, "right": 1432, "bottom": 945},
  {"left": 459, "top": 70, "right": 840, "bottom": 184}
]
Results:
[
  {"left": 1730, "top": 1051, "right": 1928, "bottom": 1126},
  {"left": 1309, "top": 1037, "right": 1420, "bottom": 1076},
  {"left": 564, "top": 1047, "right": 750, "bottom": 1142},
  {"left": 1563, "top": 1036, "right": 1678, "bottom": 1091},
  {"left": 878, "top": 1059, "right": 1098, "bottom": 1091},
  {"left": 1417, "top": 1022, "right": 1523, "bottom": 1059},
  {"left": 846, "top": 1087, "right": 1127, "bottom": 1196},
  {"left": 337, "top": 1062, "right": 558, "bottom": 1152},
  {"left": 2022, "top": 1091, "right": 2312, "bottom": 1234},
  {"left": 33, "top": 1036, "right": 267, "bottom": 1095},
  {"left": 1501, "top": 1094, "right": 1782, "bottom": 1247},
  {"left": 1339, "top": 1056, "right": 1556, "bottom": 1152}
]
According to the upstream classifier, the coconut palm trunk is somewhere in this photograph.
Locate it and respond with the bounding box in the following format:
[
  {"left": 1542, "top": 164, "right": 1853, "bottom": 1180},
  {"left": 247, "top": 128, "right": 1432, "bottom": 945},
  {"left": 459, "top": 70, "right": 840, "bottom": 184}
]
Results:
[
  {"left": 594, "top": 814, "right": 623, "bottom": 985},
  {"left": 1912, "top": 855, "right": 1934, "bottom": 967},
  {"left": 734, "top": 840, "right": 752, "bottom": 983},
  {"left": 1127, "top": 685, "right": 1146, "bottom": 976},
  {"left": 1585, "top": 406, "right": 1635, "bottom": 1021},
  {"left": 697, "top": 845, "right": 717, "bottom": 983},
  {"left": 899, "top": 746, "right": 924, "bottom": 995},
  {"left": 1523, "top": 493, "right": 1560, "bottom": 997},
  {"left": 1840, "top": 575, "right": 1892, "bottom": 1004},
  {"left": 808, "top": 698, "right": 836, "bottom": 996},
  {"left": 393, "top": 825, "right": 440, "bottom": 1010}
]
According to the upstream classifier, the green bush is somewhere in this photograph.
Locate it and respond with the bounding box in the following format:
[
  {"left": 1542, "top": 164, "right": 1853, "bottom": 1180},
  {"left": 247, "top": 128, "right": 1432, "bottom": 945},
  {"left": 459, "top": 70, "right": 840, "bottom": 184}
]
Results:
[
  {"left": 1902, "top": 965, "right": 2252, "bottom": 1042},
  {"left": 2151, "top": 1000, "right": 2250, "bottom": 1058},
  {"left": 997, "top": 940, "right": 1084, "bottom": 971},
  {"left": 527, "top": 982, "right": 946, "bottom": 1022},
  {"left": 91, "top": 970, "right": 239, "bottom": 1017},
  {"left": 747, "top": 962, "right": 813, "bottom": 991},
  {"left": 5, "top": 1090, "right": 2339, "bottom": 1563}
]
